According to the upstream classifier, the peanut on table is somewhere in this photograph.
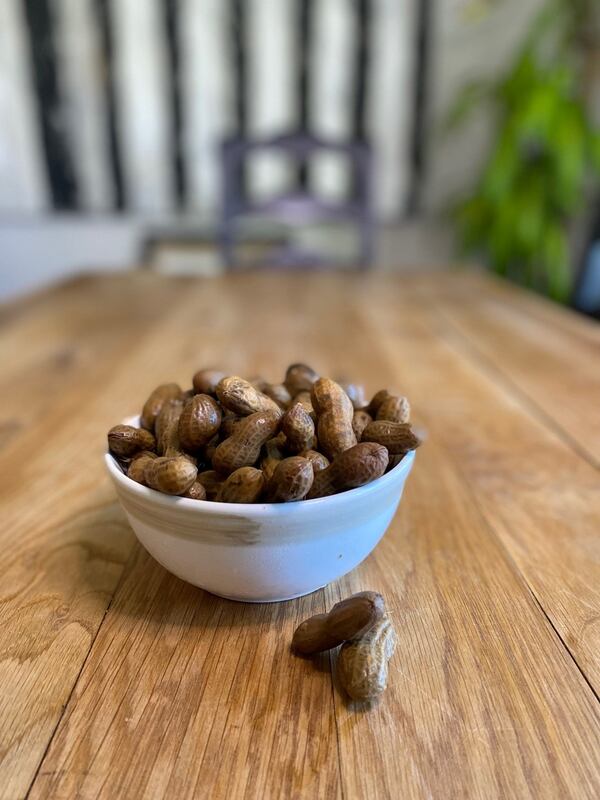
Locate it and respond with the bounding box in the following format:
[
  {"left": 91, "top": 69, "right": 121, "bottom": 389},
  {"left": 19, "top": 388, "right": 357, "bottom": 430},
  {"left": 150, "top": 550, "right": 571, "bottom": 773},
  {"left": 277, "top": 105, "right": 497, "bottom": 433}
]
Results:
[{"left": 107, "top": 364, "right": 420, "bottom": 503}]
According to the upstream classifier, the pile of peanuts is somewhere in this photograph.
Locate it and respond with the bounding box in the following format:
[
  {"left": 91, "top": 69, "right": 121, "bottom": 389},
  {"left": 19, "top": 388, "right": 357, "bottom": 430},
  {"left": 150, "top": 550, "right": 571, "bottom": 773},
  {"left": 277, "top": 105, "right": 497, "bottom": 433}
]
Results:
[{"left": 107, "top": 364, "right": 421, "bottom": 503}]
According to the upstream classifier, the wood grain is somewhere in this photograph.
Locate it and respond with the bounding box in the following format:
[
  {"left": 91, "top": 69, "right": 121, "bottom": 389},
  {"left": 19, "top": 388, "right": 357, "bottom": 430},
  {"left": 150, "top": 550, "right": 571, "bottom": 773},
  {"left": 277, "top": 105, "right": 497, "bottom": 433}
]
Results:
[{"left": 0, "top": 270, "right": 598, "bottom": 799}]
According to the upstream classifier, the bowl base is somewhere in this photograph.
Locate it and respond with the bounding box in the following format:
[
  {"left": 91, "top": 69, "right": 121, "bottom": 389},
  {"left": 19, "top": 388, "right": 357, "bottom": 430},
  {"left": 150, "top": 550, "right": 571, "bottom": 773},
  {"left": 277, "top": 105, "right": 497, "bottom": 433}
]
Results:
[{"left": 207, "top": 585, "right": 327, "bottom": 604}]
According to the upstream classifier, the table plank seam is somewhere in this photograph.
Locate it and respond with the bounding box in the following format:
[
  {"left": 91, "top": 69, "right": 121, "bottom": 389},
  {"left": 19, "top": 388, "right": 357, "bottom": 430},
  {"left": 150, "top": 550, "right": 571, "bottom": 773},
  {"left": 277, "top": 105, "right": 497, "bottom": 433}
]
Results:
[
  {"left": 23, "top": 538, "right": 140, "bottom": 800},
  {"left": 433, "top": 302, "right": 600, "bottom": 470},
  {"left": 444, "top": 435, "right": 600, "bottom": 703}
]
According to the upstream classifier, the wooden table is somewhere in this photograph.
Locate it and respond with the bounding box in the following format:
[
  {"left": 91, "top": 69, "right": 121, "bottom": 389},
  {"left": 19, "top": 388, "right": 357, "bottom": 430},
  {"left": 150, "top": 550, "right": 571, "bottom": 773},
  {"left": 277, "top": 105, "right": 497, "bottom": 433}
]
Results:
[{"left": 1, "top": 270, "right": 599, "bottom": 799}]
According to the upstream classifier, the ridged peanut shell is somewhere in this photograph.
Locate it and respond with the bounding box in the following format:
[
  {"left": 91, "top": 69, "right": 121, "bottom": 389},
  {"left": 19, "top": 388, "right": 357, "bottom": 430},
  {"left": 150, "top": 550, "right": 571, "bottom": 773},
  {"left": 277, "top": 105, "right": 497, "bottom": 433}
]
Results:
[
  {"left": 140, "top": 383, "right": 182, "bottom": 431},
  {"left": 178, "top": 394, "right": 222, "bottom": 450},
  {"left": 145, "top": 456, "right": 198, "bottom": 495},
  {"left": 184, "top": 481, "right": 207, "bottom": 500},
  {"left": 196, "top": 470, "right": 223, "bottom": 500},
  {"left": 361, "top": 421, "right": 420, "bottom": 455},
  {"left": 217, "top": 376, "right": 282, "bottom": 417},
  {"left": 127, "top": 451, "right": 157, "bottom": 484},
  {"left": 376, "top": 395, "right": 410, "bottom": 424},
  {"left": 212, "top": 410, "right": 281, "bottom": 475},
  {"left": 307, "top": 442, "right": 388, "bottom": 499},
  {"left": 336, "top": 614, "right": 396, "bottom": 701},
  {"left": 192, "top": 369, "right": 226, "bottom": 396},
  {"left": 108, "top": 425, "right": 156, "bottom": 458},
  {"left": 352, "top": 409, "right": 372, "bottom": 440},
  {"left": 311, "top": 377, "right": 356, "bottom": 459},
  {"left": 281, "top": 402, "right": 315, "bottom": 453},
  {"left": 155, "top": 397, "right": 184, "bottom": 455},
  {"left": 265, "top": 456, "right": 314, "bottom": 502},
  {"left": 217, "top": 467, "right": 265, "bottom": 503},
  {"left": 298, "top": 449, "right": 329, "bottom": 473},
  {"left": 284, "top": 363, "right": 319, "bottom": 396},
  {"left": 292, "top": 591, "right": 385, "bottom": 655}
]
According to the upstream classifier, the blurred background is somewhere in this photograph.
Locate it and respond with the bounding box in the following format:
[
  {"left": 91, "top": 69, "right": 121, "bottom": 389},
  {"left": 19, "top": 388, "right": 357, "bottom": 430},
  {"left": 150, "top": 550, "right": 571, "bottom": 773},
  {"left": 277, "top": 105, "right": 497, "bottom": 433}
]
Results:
[{"left": 1, "top": 0, "right": 599, "bottom": 312}]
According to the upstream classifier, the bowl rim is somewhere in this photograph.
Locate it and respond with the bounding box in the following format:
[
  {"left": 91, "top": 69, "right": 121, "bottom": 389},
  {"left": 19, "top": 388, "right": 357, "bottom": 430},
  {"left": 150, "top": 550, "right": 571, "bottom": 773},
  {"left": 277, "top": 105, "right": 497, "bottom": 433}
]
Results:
[{"left": 105, "top": 447, "right": 415, "bottom": 516}]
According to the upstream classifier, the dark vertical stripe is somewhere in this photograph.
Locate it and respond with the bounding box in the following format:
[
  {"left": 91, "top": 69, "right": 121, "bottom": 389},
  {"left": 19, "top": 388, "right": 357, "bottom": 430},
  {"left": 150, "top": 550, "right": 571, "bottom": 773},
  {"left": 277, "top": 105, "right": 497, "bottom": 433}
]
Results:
[
  {"left": 351, "top": 0, "right": 371, "bottom": 200},
  {"left": 230, "top": 0, "right": 247, "bottom": 195},
  {"left": 23, "top": 0, "right": 78, "bottom": 209},
  {"left": 352, "top": 0, "right": 371, "bottom": 143},
  {"left": 297, "top": 0, "right": 313, "bottom": 188},
  {"left": 231, "top": 0, "right": 247, "bottom": 136},
  {"left": 163, "top": 0, "right": 186, "bottom": 208},
  {"left": 95, "top": 0, "right": 125, "bottom": 210},
  {"left": 406, "top": 0, "right": 432, "bottom": 215}
]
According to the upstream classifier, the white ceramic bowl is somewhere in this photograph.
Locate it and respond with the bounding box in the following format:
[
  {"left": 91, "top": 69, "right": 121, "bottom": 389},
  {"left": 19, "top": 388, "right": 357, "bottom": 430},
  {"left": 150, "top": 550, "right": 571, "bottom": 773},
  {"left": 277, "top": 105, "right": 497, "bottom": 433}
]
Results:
[{"left": 105, "top": 417, "right": 415, "bottom": 602}]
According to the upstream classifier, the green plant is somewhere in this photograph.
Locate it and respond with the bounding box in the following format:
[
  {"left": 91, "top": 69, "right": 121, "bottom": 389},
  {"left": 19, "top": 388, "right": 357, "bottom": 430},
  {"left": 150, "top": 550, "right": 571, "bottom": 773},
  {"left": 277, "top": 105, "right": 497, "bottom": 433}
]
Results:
[{"left": 448, "top": 0, "right": 600, "bottom": 301}]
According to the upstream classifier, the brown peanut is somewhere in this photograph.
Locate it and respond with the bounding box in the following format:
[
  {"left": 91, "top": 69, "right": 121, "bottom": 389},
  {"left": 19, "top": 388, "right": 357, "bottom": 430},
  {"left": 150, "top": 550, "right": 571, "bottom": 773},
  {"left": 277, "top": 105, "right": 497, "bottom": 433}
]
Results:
[
  {"left": 126, "top": 451, "right": 157, "bottom": 484},
  {"left": 366, "top": 389, "right": 392, "bottom": 416},
  {"left": 262, "top": 382, "right": 292, "bottom": 409},
  {"left": 212, "top": 410, "right": 281, "bottom": 474},
  {"left": 155, "top": 397, "right": 184, "bottom": 455},
  {"left": 265, "top": 456, "right": 314, "bottom": 502},
  {"left": 376, "top": 395, "right": 410, "bottom": 424},
  {"left": 293, "top": 390, "right": 315, "bottom": 420},
  {"left": 352, "top": 409, "right": 372, "bottom": 440},
  {"left": 184, "top": 480, "right": 207, "bottom": 500},
  {"left": 336, "top": 614, "right": 396, "bottom": 701},
  {"left": 261, "top": 434, "right": 286, "bottom": 482},
  {"left": 298, "top": 449, "right": 329, "bottom": 473},
  {"left": 140, "top": 383, "right": 182, "bottom": 431},
  {"left": 192, "top": 368, "right": 226, "bottom": 396},
  {"left": 284, "top": 363, "right": 319, "bottom": 396},
  {"left": 217, "top": 466, "right": 265, "bottom": 503},
  {"left": 220, "top": 412, "right": 244, "bottom": 438},
  {"left": 178, "top": 394, "right": 222, "bottom": 450},
  {"left": 292, "top": 591, "right": 385, "bottom": 655},
  {"left": 311, "top": 378, "right": 356, "bottom": 459},
  {"left": 145, "top": 456, "right": 198, "bottom": 495},
  {"left": 108, "top": 425, "right": 156, "bottom": 458},
  {"left": 361, "top": 421, "right": 420, "bottom": 455},
  {"left": 217, "top": 376, "right": 282, "bottom": 417},
  {"left": 281, "top": 402, "right": 315, "bottom": 454},
  {"left": 196, "top": 470, "right": 223, "bottom": 500},
  {"left": 307, "top": 442, "right": 388, "bottom": 499}
]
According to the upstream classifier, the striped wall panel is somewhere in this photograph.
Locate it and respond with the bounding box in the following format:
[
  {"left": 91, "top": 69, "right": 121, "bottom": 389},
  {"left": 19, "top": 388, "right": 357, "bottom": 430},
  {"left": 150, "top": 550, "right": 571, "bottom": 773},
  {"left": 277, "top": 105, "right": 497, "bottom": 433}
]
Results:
[{"left": 0, "top": 0, "right": 432, "bottom": 220}]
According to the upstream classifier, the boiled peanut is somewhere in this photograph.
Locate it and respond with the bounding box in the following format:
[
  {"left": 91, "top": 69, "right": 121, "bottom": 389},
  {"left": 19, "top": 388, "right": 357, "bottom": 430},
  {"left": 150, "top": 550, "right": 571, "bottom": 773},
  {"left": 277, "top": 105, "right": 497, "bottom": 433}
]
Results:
[
  {"left": 217, "top": 376, "right": 282, "bottom": 417},
  {"left": 217, "top": 466, "right": 265, "bottom": 503},
  {"left": 352, "top": 409, "right": 372, "bottom": 440},
  {"left": 307, "top": 442, "right": 388, "bottom": 499},
  {"left": 298, "top": 449, "right": 329, "bottom": 473},
  {"left": 311, "top": 377, "right": 356, "bottom": 459},
  {"left": 293, "top": 390, "right": 315, "bottom": 420},
  {"left": 281, "top": 402, "right": 315, "bottom": 454},
  {"left": 262, "top": 382, "right": 292, "bottom": 409},
  {"left": 265, "top": 456, "right": 314, "bottom": 502},
  {"left": 336, "top": 614, "right": 396, "bottom": 701},
  {"left": 192, "top": 368, "right": 226, "bottom": 396},
  {"left": 155, "top": 397, "right": 184, "bottom": 455},
  {"left": 292, "top": 591, "right": 385, "bottom": 655},
  {"left": 184, "top": 480, "right": 207, "bottom": 500},
  {"left": 140, "top": 383, "right": 182, "bottom": 431},
  {"left": 127, "top": 451, "right": 157, "bottom": 484},
  {"left": 108, "top": 425, "right": 156, "bottom": 458},
  {"left": 261, "top": 434, "right": 286, "bottom": 482},
  {"left": 196, "top": 470, "right": 223, "bottom": 500},
  {"left": 366, "top": 389, "right": 392, "bottom": 416},
  {"left": 376, "top": 395, "right": 410, "bottom": 424},
  {"left": 220, "top": 412, "right": 244, "bottom": 438},
  {"left": 178, "top": 394, "right": 222, "bottom": 450},
  {"left": 212, "top": 410, "right": 281, "bottom": 474},
  {"left": 284, "top": 363, "right": 319, "bottom": 396},
  {"left": 145, "top": 455, "right": 198, "bottom": 495},
  {"left": 361, "top": 421, "right": 420, "bottom": 455}
]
